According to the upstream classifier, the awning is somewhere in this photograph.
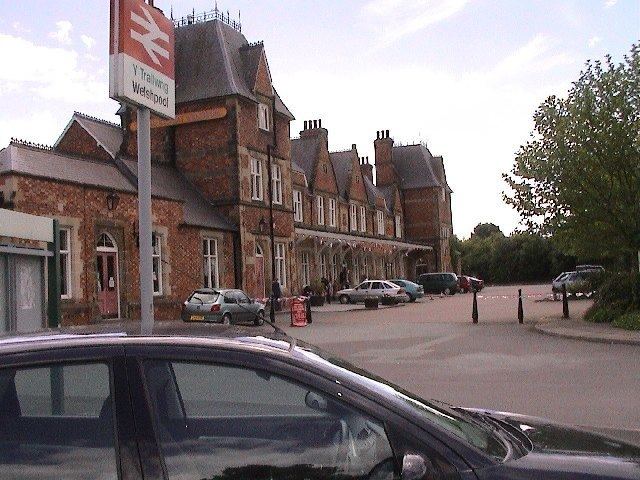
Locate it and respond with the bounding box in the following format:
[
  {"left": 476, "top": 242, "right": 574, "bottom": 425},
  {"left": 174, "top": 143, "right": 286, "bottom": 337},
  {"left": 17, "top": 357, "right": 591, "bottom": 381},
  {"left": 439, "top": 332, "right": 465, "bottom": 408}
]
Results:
[{"left": 295, "top": 227, "right": 432, "bottom": 251}]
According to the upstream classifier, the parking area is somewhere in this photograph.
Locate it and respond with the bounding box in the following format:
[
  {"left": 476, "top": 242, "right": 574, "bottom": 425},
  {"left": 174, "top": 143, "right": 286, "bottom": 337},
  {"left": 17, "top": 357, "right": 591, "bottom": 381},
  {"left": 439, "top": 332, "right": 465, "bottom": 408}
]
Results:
[{"left": 280, "top": 284, "right": 640, "bottom": 443}]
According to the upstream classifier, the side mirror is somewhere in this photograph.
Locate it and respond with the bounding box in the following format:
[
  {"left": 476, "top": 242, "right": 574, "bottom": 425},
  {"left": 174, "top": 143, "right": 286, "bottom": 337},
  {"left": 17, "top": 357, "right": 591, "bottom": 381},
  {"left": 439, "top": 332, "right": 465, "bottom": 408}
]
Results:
[{"left": 402, "top": 454, "right": 436, "bottom": 480}]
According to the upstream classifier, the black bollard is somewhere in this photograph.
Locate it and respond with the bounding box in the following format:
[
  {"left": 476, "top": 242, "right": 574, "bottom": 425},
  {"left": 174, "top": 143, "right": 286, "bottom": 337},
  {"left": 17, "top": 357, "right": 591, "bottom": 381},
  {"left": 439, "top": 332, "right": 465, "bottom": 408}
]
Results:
[
  {"left": 472, "top": 290, "right": 478, "bottom": 324},
  {"left": 562, "top": 284, "right": 569, "bottom": 318},
  {"left": 306, "top": 297, "right": 313, "bottom": 324},
  {"left": 518, "top": 289, "right": 524, "bottom": 324}
]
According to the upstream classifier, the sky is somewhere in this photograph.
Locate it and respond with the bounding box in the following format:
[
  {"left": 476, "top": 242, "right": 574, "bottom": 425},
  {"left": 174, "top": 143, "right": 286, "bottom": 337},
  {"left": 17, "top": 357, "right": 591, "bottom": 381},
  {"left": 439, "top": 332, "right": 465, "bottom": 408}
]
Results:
[{"left": 0, "top": 0, "right": 638, "bottom": 238}]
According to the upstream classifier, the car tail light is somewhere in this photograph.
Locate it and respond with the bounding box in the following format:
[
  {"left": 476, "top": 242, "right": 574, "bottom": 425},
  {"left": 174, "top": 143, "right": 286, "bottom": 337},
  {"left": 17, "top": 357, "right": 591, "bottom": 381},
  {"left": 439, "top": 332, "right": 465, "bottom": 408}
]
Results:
[
  {"left": 210, "top": 304, "right": 221, "bottom": 312},
  {"left": 398, "top": 288, "right": 405, "bottom": 294}
]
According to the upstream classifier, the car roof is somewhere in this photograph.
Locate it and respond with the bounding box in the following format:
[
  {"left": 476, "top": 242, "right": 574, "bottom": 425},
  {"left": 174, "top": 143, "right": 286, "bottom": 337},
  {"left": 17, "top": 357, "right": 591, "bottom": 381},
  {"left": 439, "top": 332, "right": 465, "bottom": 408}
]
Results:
[{"left": 0, "top": 321, "right": 293, "bottom": 355}]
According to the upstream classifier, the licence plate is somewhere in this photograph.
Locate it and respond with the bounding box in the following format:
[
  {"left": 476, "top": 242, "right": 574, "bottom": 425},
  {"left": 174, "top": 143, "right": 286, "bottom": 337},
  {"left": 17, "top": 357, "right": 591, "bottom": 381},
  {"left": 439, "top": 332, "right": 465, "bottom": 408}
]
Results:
[{"left": 190, "top": 315, "right": 205, "bottom": 321}]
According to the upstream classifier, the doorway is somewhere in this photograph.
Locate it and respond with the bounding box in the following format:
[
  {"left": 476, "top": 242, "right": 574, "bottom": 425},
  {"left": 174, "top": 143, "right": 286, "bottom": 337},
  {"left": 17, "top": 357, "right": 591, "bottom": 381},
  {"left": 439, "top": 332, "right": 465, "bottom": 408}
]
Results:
[
  {"left": 96, "top": 233, "right": 120, "bottom": 318},
  {"left": 254, "top": 244, "right": 265, "bottom": 299}
]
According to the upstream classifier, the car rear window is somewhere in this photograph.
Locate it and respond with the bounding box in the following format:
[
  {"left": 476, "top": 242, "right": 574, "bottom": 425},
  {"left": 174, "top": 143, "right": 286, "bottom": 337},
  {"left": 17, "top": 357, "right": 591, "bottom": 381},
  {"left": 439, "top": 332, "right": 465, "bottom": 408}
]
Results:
[{"left": 189, "top": 292, "right": 219, "bottom": 304}]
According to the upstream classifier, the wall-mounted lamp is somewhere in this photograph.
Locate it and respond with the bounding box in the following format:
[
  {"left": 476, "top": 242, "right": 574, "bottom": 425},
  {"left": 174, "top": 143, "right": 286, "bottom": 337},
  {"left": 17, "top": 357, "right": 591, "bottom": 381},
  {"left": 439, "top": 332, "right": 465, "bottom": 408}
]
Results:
[
  {"left": 106, "top": 192, "right": 120, "bottom": 211},
  {"left": 258, "top": 217, "right": 267, "bottom": 234}
]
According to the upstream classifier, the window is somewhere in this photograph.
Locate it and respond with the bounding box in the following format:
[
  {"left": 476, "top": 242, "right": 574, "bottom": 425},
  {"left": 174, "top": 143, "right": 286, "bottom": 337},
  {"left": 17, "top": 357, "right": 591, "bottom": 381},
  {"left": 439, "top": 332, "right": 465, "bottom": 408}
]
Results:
[
  {"left": 320, "top": 253, "right": 328, "bottom": 279},
  {"left": 353, "top": 258, "right": 359, "bottom": 284},
  {"left": 203, "top": 238, "right": 219, "bottom": 288},
  {"left": 293, "top": 190, "right": 303, "bottom": 222},
  {"left": 362, "top": 256, "right": 369, "bottom": 279},
  {"left": 359, "top": 206, "right": 366, "bottom": 232},
  {"left": 143, "top": 360, "right": 395, "bottom": 480},
  {"left": 331, "top": 254, "right": 338, "bottom": 281},
  {"left": 250, "top": 157, "right": 263, "bottom": 201},
  {"left": 275, "top": 242, "right": 286, "bottom": 287},
  {"left": 271, "top": 164, "right": 282, "bottom": 205},
  {"left": 350, "top": 203, "right": 357, "bottom": 231},
  {"left": 395, "top": 214, "right": 402, "bottom": 238},
  {"left": 301, "top": 251, "right": 310, "bottom": 287},
  {"left": 59, "top": 228, "right": 72, "bottom": 299},
  {"left": 152, "top": 233, "right": 163, "bottom": 295},
  {"left": 377, "top": 211, "right": 385, "bottom": 235},
  {"left": 258, "top": 102, "right": 270, "bottom": 130},
  {"left": 0, "top": 362, "right": 117, "bottom": 479},
  {"left": 316, "top": 195, "right": 325, "bottom": 225},
  {"left": 328, "top": 198, "right": 336, "bottom": 227}
]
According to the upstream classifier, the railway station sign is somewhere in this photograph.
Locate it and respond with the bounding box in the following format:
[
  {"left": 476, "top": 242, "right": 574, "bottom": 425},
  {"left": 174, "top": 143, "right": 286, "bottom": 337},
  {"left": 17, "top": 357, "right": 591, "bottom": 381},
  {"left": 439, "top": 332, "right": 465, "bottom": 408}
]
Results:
[{"left": 109, "top": 0, "right": 175, "bottom": 118}]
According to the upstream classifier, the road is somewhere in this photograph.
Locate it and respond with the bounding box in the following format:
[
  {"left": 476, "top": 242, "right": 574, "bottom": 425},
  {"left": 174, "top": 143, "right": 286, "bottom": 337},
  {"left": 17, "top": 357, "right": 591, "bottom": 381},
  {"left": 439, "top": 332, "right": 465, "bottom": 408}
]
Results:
[{"left": 280, "top": 284, "right": 640, "bottom": 442}]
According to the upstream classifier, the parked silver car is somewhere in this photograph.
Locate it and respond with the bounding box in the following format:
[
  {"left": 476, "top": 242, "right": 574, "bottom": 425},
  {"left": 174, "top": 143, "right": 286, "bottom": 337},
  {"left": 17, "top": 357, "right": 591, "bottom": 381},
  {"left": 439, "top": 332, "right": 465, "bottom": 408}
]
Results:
[
  {"left": 337, "top": 280, "right": 408, "bottom": 304},
  {"left": 181, "top": 288, "right": 265, "bottom": 325}
]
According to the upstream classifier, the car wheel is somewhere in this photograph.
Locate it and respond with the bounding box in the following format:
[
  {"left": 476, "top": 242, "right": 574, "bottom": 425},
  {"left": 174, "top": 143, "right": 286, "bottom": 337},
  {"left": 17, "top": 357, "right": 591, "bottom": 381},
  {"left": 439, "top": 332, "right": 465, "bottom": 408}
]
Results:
[
  {"left": 221, "top": 313, "right": 232, "bottom": 325},
  {"left": 254, "top": 310, "right": 265, "bottom": 326},
  {"left": 409, "top": 294, "right": 416, "bottom": 303},
  {"left": 339, "top": 294, "right": 350, "bottom": 304},
  {"left": 444, "top": 287, "right": 451, "bottom": 295}
]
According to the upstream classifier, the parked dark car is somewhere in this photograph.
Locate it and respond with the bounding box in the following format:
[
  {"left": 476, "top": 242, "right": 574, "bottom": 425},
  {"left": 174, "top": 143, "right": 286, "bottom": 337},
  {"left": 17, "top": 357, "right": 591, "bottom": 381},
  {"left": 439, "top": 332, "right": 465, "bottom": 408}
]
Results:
[
  {"left": 0, "top": 323, "right": 638, "bottom": 479},
  {"left": 181, "top": 288, "right": 265, "bottom": 325},
  {"left": 418, "top": 272, "right": 459, "bottom": 295},
  {"left": 389, "top": 279, "right": 425, "bottom": 302},
  {"left": 458, "top": 275, "right": 472, "bottom": 293}
]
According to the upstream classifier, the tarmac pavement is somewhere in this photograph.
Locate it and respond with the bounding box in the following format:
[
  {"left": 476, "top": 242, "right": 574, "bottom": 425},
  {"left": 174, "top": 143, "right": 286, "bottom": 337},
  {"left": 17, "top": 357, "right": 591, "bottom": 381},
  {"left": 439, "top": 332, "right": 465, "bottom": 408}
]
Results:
[{"left": 279, "top": 283, "right": 640, "bottom": 445}]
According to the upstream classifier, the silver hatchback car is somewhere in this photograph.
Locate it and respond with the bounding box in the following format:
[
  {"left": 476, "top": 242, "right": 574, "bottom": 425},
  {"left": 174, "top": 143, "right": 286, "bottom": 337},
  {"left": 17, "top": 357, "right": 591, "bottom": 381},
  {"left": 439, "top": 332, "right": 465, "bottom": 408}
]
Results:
[
  {"left": 337, "top": 280, "right": 408, "bottom": 304},
  {"left": 181, "top": 288, "right": 265, "bottom": 326}
]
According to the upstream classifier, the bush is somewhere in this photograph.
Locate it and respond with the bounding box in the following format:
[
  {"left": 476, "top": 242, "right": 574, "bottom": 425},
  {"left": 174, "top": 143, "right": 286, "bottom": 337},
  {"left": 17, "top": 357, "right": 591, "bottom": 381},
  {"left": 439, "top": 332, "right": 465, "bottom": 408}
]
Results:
[
  {"left": 585, "top": 272, "right": 640, "bottom": 323},
  {"left": 612, "top": 311, "right": 640, "bottom": 330}
]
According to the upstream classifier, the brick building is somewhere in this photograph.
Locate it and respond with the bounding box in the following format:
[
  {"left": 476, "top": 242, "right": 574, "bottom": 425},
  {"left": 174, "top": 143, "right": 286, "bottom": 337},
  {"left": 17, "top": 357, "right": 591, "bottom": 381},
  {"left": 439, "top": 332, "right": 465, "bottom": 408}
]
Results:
[{"left": 0, "top": 13, "right": 452, "bottom": 326}]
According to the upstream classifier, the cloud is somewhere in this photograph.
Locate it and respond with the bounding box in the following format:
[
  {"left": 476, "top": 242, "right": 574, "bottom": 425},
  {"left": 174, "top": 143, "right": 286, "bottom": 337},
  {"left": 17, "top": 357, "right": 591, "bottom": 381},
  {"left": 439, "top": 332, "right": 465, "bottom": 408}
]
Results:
[
  {"left": 604, "top": 0, "right": 617, "bottom": 7},
  {"left": 363, "top": 0, "right": 470, "bottom": 47},
  {"left": 490, "top": 34, "right": 572, "bottom": 79},
  {"left": 588, "top": 36, "right": 601, "bottom": 48},
  {"left": 49, "top": 20, "right": 73, "bottom": 45},
  {"left": 0, "top": 33, "right": 106, "bottom": 104},
  {"left": 12, "top": 21, "right": 30, "bottom": 33},
  {"left": 80, "top": 34, "right": 95, "bottom": 50}
]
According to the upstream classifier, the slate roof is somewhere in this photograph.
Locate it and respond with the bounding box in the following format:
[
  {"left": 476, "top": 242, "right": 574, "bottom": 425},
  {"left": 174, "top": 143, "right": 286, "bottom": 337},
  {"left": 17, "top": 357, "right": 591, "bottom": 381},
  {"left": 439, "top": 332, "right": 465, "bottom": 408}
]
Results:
[
  {"left": 0, "top": 144, "right": 135, "bottom": 193},
  {"left": 175, "top": 20, "right": 293, "bottom": 119},
  {"left": 72, "top": 113, "right": 123, "bottom": 158},
  {"left": 329, "top": 150, "right": 354, "bottom": 199},
  {"left": 363, "top": 175, "right": 389, "bottom": 210},
  {"left": 391, "top": 144, "right": 452, "bottom": 192},
  {"left": 290, "top": 136, "right": 321, "bottom": 184}
]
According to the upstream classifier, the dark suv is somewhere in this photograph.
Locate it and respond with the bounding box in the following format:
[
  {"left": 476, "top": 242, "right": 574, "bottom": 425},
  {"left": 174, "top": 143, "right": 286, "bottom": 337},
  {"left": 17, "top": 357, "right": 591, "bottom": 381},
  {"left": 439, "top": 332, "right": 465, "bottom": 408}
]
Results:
[{"left": 418, "top": 272, "right": 459, "bottom": 295}]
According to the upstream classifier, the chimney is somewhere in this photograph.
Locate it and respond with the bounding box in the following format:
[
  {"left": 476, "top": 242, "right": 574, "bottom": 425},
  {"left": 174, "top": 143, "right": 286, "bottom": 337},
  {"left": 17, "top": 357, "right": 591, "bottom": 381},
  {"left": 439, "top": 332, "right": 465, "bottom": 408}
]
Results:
[
  {"left": 299, "top": 119, "right": 329, "bottom": 149},
  {"left": 360, "top": 155, "right": 373, "bottom": 183},
  {"left": 374, "top": 129, "right": 394, "bottom": 187}
]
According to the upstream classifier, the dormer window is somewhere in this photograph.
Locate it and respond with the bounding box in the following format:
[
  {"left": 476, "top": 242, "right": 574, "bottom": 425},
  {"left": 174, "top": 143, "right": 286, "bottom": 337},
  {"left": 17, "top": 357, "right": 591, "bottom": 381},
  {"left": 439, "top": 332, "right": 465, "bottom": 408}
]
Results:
[{"left": 258, "top": 103, "right": 270, "bottom": 131}]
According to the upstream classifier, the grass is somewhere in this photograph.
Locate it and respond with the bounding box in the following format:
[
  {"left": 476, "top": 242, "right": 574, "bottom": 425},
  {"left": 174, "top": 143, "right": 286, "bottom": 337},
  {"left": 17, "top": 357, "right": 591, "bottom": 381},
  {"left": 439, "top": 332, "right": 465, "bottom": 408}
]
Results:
[{"left": 612, "top": 311, "right": 640, "bottom": 331}]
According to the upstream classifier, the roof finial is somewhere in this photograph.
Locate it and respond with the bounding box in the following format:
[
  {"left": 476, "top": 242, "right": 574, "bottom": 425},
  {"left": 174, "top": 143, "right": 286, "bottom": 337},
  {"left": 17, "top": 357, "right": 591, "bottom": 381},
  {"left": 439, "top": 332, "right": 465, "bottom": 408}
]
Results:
[
  {"left": 214, "top": 1, "right": 218, "bottom": 13},
  {"left": 170, "top": 5, "right": 173, "bottom": 20}
]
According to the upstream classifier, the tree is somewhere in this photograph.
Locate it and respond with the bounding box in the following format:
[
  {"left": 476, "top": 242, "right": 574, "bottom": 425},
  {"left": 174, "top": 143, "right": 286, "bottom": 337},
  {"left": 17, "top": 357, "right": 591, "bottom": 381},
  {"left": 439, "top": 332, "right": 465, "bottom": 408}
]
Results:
[
  {"left": 503, "top": 44, "right": 640, "bottom": 271},
  {"left": 471, "top": 223, "right": 504, "bottom": 239}
]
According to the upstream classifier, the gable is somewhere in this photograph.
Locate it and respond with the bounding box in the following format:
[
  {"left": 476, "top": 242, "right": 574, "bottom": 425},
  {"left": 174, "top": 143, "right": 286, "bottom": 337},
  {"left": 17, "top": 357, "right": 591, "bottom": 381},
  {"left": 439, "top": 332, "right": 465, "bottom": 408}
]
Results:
[
  {"left": 347, "top": 153, "right": 367, "bottom": 202},
  {"left": 253, "top": 50, "right": 273, "bottom": 96},
  {"left": 54, "top": 120, "right": 112, "bottom": 162},
  {"left": 312, "top": 144, "right": 338, "bottom": 195}
]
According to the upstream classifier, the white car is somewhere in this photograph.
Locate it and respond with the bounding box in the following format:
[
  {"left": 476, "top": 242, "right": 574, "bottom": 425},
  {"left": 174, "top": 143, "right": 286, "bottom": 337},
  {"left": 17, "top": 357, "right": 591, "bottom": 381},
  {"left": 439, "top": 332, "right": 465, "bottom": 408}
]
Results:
[{"left": 337, "top": 280, "right": 409, "bottom": 304}]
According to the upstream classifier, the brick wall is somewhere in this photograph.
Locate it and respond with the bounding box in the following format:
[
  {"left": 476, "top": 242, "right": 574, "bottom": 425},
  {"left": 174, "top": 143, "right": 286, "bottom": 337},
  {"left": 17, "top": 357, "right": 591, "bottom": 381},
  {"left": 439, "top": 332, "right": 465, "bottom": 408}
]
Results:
[{"left": 55, "top": 121, "right": 112, "bottom": 162}]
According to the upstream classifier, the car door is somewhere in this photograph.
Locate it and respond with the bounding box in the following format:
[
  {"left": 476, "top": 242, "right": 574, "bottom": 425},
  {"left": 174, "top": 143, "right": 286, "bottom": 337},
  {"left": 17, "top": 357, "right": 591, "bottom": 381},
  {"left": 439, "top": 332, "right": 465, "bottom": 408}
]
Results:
[
  {"left": 124, "top": 344, "right": 469, "bottom": 480},
  {"left": 352, "top": 281, "right": 370, "bottom": 302},
  {"left": 235, "top": 290, "right": 254, "bottom": 322},
  {"left": 223, "top": 291, "right": 241, "bottom": 321},
  {"left": 0, "top": 344, "right": 141, "bottom": 480},
  {"left": 370, "top": 281, "right": 384, "bottom": 299}
]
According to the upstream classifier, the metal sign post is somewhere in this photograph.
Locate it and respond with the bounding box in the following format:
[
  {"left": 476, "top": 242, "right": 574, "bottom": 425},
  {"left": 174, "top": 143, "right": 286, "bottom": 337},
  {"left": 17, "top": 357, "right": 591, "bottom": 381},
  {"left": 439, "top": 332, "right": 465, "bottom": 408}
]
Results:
[{"left": 109, "top": 0, "right": 175, "bottom": 333}]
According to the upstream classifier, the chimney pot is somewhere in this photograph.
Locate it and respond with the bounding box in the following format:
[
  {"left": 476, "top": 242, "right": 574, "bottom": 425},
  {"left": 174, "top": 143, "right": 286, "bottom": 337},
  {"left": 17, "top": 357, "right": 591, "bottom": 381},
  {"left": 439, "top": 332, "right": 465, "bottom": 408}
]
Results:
[
  {"left": 376, "top": 131, "right": 380, "bottom": 139},
  {"left": 303, "top": 120, "right": 308, "bottom": 129},
  {"left": 318, "top": 119, "right": 322, "bottom": 128},
  {"left": 313, "top": 120, "right": 317, "bottom": 129},
  {"left": 352, "top": 143, "right": 357, "bottom": 150},
  {"left": 385, "top": 129, "right": 390, "bottom": 138}
]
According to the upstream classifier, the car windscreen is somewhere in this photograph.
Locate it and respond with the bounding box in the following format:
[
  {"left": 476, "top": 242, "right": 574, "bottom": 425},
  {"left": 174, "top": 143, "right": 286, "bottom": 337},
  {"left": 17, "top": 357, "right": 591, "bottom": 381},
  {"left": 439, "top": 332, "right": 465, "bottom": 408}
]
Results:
[
  {"left": 189, "top": 292, "right": 220, "bottom": 304},
  {"left": 296, "top": 344, "right": 510, "bottom": 461}
]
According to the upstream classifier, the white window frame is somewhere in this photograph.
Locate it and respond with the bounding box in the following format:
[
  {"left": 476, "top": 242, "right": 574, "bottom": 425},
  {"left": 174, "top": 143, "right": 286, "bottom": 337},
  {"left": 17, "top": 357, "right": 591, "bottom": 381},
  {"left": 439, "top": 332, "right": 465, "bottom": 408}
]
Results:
[
  {"left": 321, "top": 254, "right": 328, "bottom": 279},
  {"left": 359, "top": 206, "right": 366, "bottom": 233},
  {"left": 293, "top": 190, "right": 303, "bottom": 222},
  {"left": 331, "top": 254, "right": 338, "bottom": 281},
  {"left": 377, "top": 211, "right": 385, "bottom": 236},
  {"left": 60, "top": 227, "right": 72, "bottom": 299},
  {"left": 272, "top": 164, "right": 282, "bottom": 205},
  {"left": 275, "top": 243, "right": 287, "bottom": 288},
  {"left": 395, "top": 214, "right": 402, "bottom": 238},
  {"left": 258, "top": 102, "right": 270, "bottom": 131},
  {"left": 203, "top": 238, "right": 219, "bottom": 288},
  {"left": 301, "top": 251, "right": 310, "bottom": 287},
  {"left": 328, "top": 198, "right": 336, "bottom": 227},
  {"left": 250, "top": 157, "right": 263, "bottom": 201},
  {"left": 316, "top": 195, "right": 325, "bottom": 225},
  {"left": 152, "top": 233, "right": 163, "bottom": 296},
  {"left": 350, "top": 204, "right": 357, "bottom": 231}
]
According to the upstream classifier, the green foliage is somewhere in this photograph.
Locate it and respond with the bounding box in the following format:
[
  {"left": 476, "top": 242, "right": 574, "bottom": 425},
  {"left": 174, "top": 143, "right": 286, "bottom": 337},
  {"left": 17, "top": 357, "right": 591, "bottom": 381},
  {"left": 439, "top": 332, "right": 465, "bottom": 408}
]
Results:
[
  {"left": 503, "top": 44, "right": 640, "bottom": 267},
  {"left": 612, "top": 311, "right": 640, "bottom": 330},
  {"left": 310, "top": 279, "right": 325, "bottom": 296},
  {"left": 472, "top": 223, "right": 504, "bottom": 239},
  {"left": 585, "top": 272, "right": 640, "bottom": 323},
  {"left": 459, "top": 224, "right": 575, "bottom": 284}
]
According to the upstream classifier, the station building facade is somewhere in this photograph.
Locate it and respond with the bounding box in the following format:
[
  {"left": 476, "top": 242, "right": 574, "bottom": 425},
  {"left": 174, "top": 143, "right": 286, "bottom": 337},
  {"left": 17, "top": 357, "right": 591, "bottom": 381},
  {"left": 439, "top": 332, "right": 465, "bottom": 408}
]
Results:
[{"left": 0, "top": 14, "right": 452, "bottom": 326}]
